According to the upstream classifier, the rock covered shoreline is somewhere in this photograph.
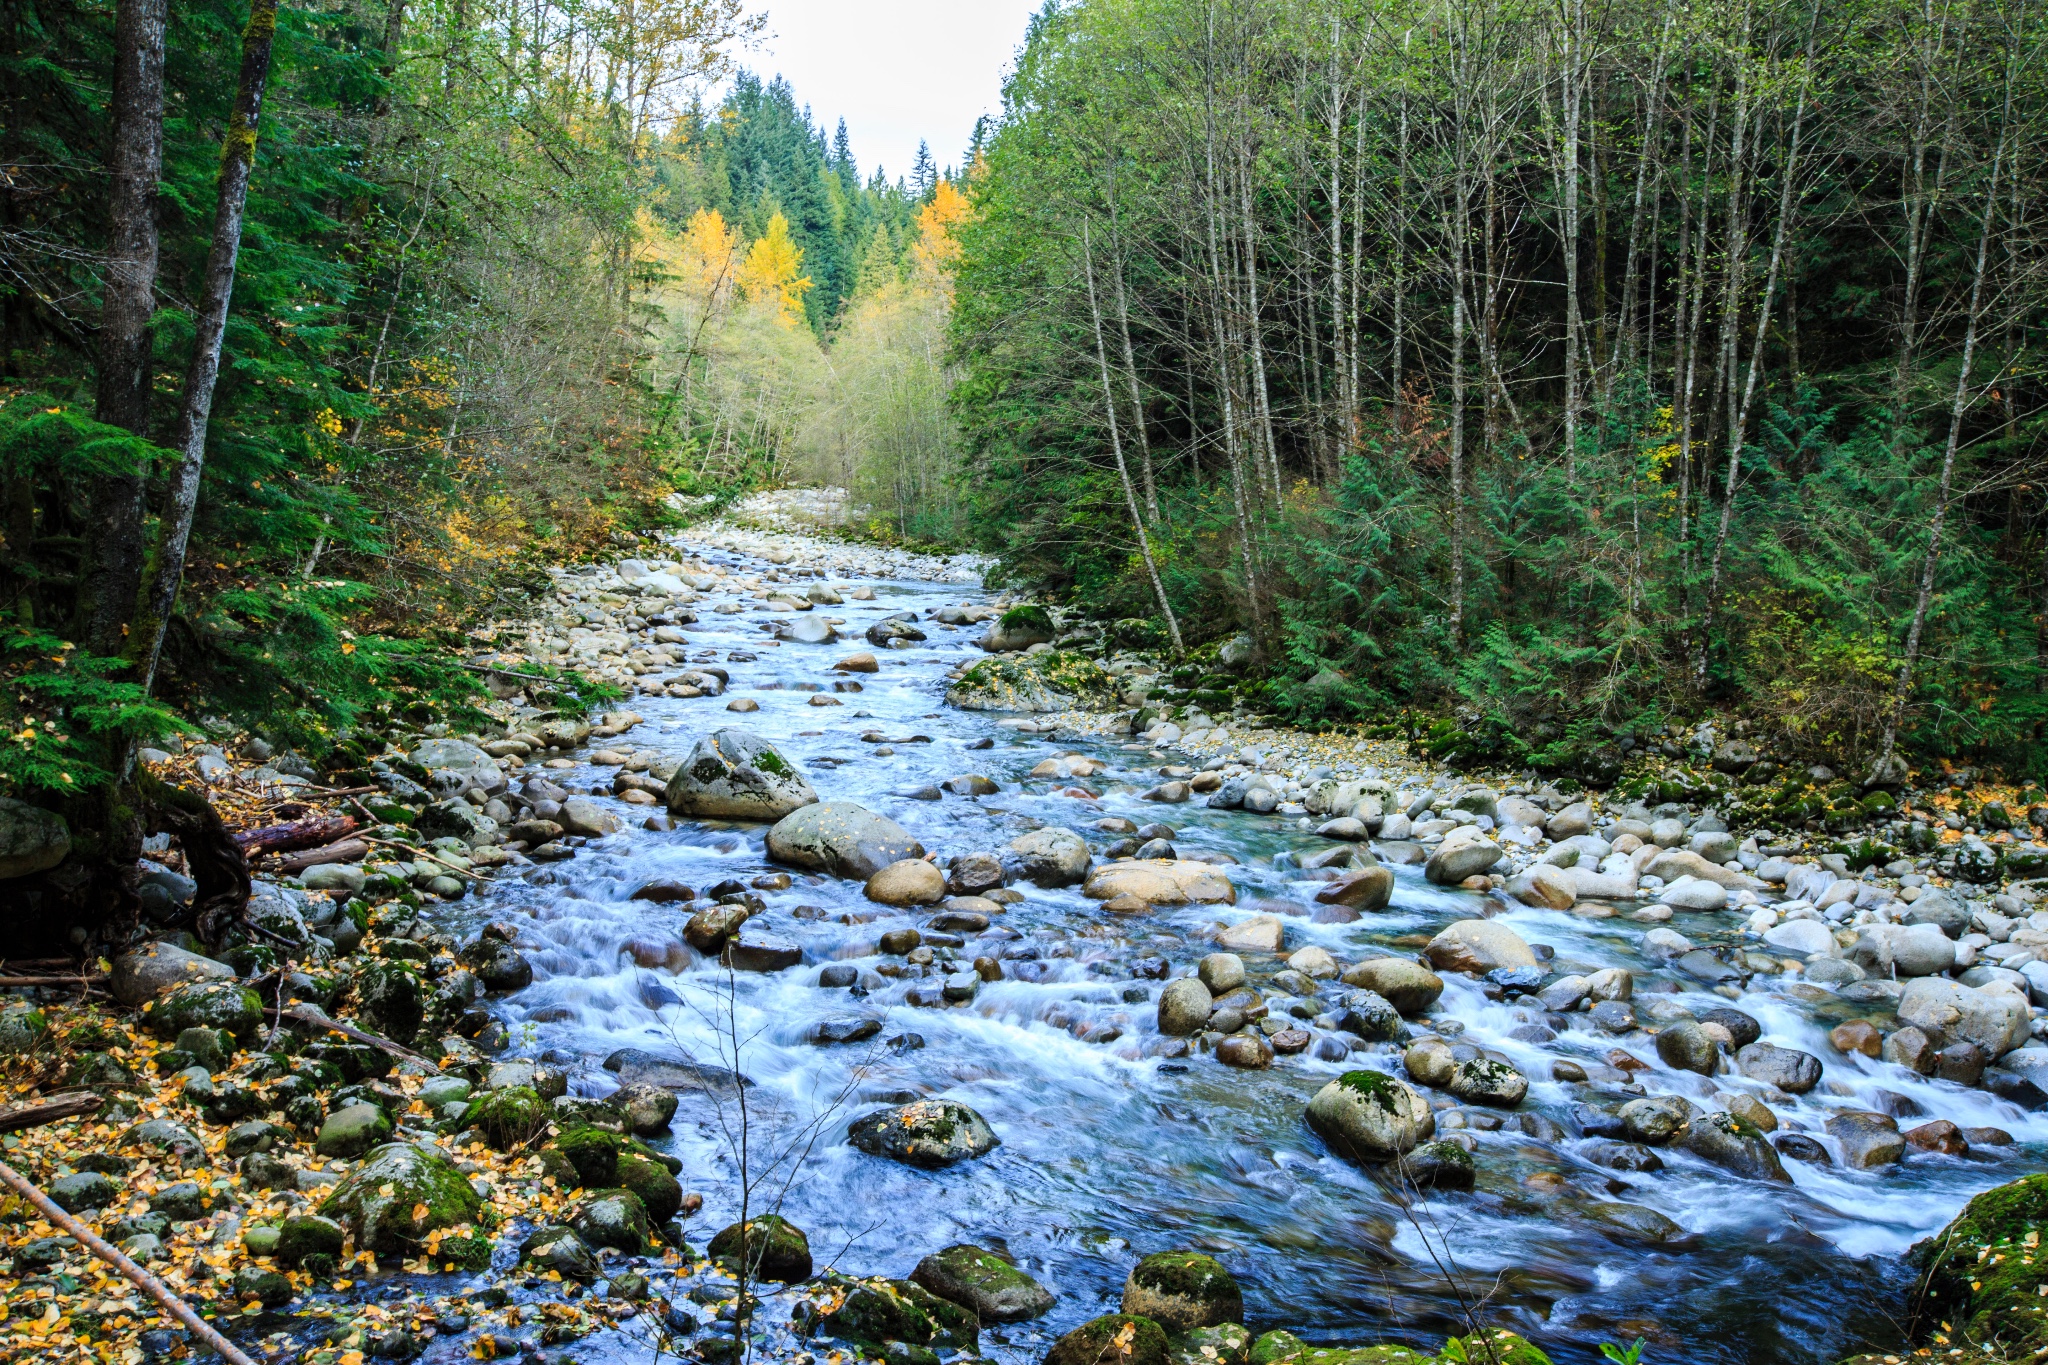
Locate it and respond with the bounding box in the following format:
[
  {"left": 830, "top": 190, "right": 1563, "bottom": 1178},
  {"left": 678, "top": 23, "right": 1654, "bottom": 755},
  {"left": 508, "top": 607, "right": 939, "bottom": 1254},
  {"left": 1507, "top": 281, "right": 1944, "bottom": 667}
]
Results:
[{"left": 2, "top": 492, "right": 2044, "bottom": 1365}]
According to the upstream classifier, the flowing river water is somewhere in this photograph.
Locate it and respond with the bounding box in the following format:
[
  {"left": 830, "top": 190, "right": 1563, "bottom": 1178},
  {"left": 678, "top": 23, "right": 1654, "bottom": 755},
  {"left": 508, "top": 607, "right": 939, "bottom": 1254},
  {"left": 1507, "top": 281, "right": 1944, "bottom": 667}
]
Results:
[{"left": 429, "top": 530, "right": 2048, "bottom": 1365}]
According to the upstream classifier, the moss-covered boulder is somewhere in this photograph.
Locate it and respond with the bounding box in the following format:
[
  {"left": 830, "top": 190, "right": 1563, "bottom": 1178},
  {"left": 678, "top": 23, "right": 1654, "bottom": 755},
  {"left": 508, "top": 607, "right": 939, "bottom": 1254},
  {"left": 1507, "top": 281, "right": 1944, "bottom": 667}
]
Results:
[
  {"left": 708, "top": 1214, "right": 811, "bottom": 1282},
  {"left": 614, "top": 1151, "right": 682, "bottom": 1223},
  {"left": 274, "top": 1214, "right": 346, "bottom": 1272},
  {"left": 320, "top": 1142, "right": 485, "bottom": 1254},
  {"left": 539, "top": 1122, "right": 621, "bottom": 1187},
  {"left": 1909, "top": 1174, "right": 2048, "bottom": 1355},
  {"left": 947, "top": 651, "right": 1114, "bottom": 713},
  {"left": 459, "top": 1085, "right": 548, "bottom": 1151},
  {"left": 349, "top": 961, "right": 425, "bottom": 1043},
  {"left": 1046, "top": 1314, "right": 1170, "bottom": 1365},
  {"left": 570, "top": 1188, "right": 650, "bottom": 1254},
  {"left": 910, "top": 1243, "right": 1054, "bottom": 1321},
  {"left": 1122, "top": 1251, "right": 1242, "bottom": 1334},
  {"left": 1401, "top": 1140, "right": 1477, "bottom": 1192},
  {"left": 0, "top": 1002, "right": 49, "bottom": 1054},
  {"left": 980, "top": 605, "right": 1056, "bottom": 653},
  {"left": 143, "top": 981, "right": 263, "bottom": 1040},
  {"left": 808, "top": 1274, "right": 980, "bottom": 1355},
  {"left": 1305, "top": 1071, "right": 1433, "bottom": 1164}
]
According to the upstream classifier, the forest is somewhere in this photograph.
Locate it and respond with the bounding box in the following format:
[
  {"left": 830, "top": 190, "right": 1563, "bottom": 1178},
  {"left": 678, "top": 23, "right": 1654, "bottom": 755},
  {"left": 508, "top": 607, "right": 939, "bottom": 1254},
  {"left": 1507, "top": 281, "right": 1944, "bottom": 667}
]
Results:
[{"left": 946, "top": 0, "right": 2048, "bottom": 784}]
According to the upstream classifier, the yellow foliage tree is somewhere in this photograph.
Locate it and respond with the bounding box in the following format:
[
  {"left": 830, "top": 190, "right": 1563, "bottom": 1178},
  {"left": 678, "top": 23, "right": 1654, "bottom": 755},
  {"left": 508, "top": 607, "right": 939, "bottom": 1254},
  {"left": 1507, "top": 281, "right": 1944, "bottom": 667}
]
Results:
[
  {"left": 680, "top": 207, "right": 741, "bottom": 303},
  {"left": 909, "top": 180, "right": 971, "bottom": 293},
  {"left": 738, "top": 212, "right": 812, "bottom": 326}
]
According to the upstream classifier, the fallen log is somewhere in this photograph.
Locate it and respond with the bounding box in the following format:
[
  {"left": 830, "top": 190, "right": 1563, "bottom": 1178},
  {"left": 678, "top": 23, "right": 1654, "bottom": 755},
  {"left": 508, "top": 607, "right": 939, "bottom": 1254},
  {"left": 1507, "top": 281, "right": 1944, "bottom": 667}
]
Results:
[
  {"left": 234, "top": 812, "right": 357, "bottom": 857},
  {"left": 0, "top": 1157, "right": 259, "bottom": 1365},
  {"left": 0, "top": 974, "right": 108, "bottom": 989},
  {"left": 275, "top": 1002, "right": 426, "bottom": 1061},
  {"left": 273, "top": 837, "right": 369, "bottom": 875},
  {"left": 0, "top": 1089, "right": 100, "bottom": 1134}
]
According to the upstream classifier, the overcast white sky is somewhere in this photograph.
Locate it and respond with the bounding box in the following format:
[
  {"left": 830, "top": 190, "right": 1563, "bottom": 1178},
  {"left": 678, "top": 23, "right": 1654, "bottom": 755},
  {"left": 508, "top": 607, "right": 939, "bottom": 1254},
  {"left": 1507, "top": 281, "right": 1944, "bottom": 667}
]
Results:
[{"left": 740, "top": 0, "right": 1045, "bottom": 184}]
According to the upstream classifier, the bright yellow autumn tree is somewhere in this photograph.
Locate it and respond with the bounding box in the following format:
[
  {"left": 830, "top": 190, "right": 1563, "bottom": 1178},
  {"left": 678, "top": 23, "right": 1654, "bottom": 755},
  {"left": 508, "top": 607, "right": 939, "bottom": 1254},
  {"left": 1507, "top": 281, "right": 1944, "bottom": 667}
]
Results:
[
  {"left": 738, "top": 212, "right": 812, "bottom": 326},
  {"left": 680, "top": 207, "right": 741, "bottom": 303},
  {"left": 909, "top": 180, "right": 971, "bottom": 294}
]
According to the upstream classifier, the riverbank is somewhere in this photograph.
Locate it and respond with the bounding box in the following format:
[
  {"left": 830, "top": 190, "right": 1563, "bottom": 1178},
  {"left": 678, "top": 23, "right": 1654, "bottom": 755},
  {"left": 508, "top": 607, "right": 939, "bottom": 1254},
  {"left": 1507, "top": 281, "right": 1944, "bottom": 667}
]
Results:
[{"left": 2, "top": 494, "right": 2045, "bottom": 1365}]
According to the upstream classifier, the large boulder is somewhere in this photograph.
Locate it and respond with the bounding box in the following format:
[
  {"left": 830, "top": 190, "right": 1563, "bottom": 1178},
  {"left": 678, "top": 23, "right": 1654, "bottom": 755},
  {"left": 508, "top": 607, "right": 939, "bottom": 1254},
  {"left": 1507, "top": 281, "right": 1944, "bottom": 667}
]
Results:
[
  {"left": 708, "top": 1215, "right": 812, "bottom": 1282},
  {"left": 142, "top": 981, "right": 262, "bottom": 1040},
  {"left": 1304, "top": 1071, "right": 1433, "bottom": 1163},
  {"left": 1424, "top": 840, "right": 1502, "bottom": 885},
  {"left": 665, "top": 729, "right": 817, "bottom": 821},
  {"left": 848, "top": 1100, "right": 999, "bottom": 1167},
  {"left": 980, "top": 605, "right": 1055, "bottom": 652},
  {"left": 412, "top": 738, "right": 506, "bottom": 797},
  {"left": 1423, "top": 920, "right": 1537, "bottom": 974},
  {"left": 1677, "top": 1111, "right": 1790, "bottom": 1183},
  {"left": 1083, "top": 860, "right": 1235, "bottom": 905},
  {"left": 1338, "top": 958, "right": 1444, "bottom": 1015},
  {"left": 1897, "top": 978, "right": 2031, "bottom": 1057},
  {"left": 1848, "top": 923, "right": 1958, "bottom": 978},
  {"left": 0, "top": 797, "right": 69, "bottom": 879},
  {"left": 1505, "top": 863, "right": 1576, "bottom": 910},
  {"left": 769, "top": 802, "right": 923, "bottom": 879},
  {"left": 110, "top": 943, "right": 234, "bottom": 1006},
  {"left": 1642, "top": 848, "right": 1760, "bottom": 890},
  {"left": 946, "top": 653, "right": 1114, "bottom": 713},
  {"left": 912, "top": 1244, "right": 1055, "bottom": 1321},
  {"left": 1006, "top": 827, "right": 1092, "bottom": 887},
  {"left": 1046, "top": 1316, "right": 1169, "bottom": 1365},
  {"left": 1121, "top": 1251, "right": 1242, "bottom": 1334},
  {"left": 1313, "top": 866, "right": 1396, "bottom": 910},
  {"left": 320, "top": 1143, "right": 485, "bottom": 1255}
]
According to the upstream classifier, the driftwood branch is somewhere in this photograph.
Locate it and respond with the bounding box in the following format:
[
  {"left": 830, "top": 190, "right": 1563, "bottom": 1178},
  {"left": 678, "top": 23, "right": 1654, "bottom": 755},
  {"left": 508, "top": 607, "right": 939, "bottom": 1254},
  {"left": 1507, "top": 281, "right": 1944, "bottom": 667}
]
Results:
[
  {"left": 275, "top": 1002, "right": 426, "bottom": 1061},
  {"left": 0, "top": 1090, "right": 100, "bottom": 1134},
  {"left": 0, "top": 975, "right": 108, "bottom": 989},
  {"left": 273, "top": 838, "right": 369, "bottom": 875},
  {"left": 234, "top": 813, "right": 357, "bottom": 857},
  {"left": 0, "top": 1157, "right": 259, "bottom": 1365}
]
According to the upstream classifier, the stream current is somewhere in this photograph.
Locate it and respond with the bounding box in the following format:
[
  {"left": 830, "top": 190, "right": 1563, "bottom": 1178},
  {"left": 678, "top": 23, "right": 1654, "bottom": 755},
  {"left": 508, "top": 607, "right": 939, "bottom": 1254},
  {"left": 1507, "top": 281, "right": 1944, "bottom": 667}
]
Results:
[{"left": 437, "top": 533, "right": 2047, "bottom": 1365}]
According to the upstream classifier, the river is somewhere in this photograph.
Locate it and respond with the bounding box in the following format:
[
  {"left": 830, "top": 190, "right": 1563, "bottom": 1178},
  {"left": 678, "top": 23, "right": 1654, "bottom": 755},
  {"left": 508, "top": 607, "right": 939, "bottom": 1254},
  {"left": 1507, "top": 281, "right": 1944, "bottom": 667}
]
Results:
[{"left": 433, "top": 525, "right": 2047, "bottom": 1365}]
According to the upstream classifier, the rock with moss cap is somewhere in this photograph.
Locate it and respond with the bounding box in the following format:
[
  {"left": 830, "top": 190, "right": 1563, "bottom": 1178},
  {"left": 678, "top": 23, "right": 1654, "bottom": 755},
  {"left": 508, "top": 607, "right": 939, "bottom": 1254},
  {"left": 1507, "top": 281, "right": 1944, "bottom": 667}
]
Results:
[
  {"left": 1305, "top": 1071, "right": 1434, "bottom": 1164},
  {"left": 1048, "top": 1315, "right": 1171, "bottom": 1365},
  {"left": 614, "top": 1151, "right": 682, "bottom": 1223},
  {"left": 571, "top": 1187, "right": 650, "bottom": 1254},
  {"left": 1401, "top": 1139, "right": 1477, "bottom": 1191},
  {"left": 320, "top": 1142, "right": 485, "bottom": 1254},
  {"left": 459, "top": 1085, "right": 548, "bottom": 1151},
  {"left": 911, "top": 1243, "right": 1055, "bottom": 1321},
  {"left": 142, "top": 981, "right": 263, "bottom": 1040},
  {"left": 980, "top": 604, "right": 1055, "bottom": 652},
  {"left": 708, "top": 1214, "right": 812, "bottom": 1282},
  {"left": 1122, "top": 1251, "right": 1243, "bottom": 1333},
  {"left": 808, "top": 1273, "right": 980, "bottom": 1355},
  {"left": 948, "top": 651, "right": 1116, "bottom": 713},
  {"left": 1445, "top": 1057, "right": 1528, "bottom": 1108},
  {"left": 274, "top": 1214, "right": 346, "bottom": 1271},
  {"left": 847, "top": 1099, "right": 999, "bottom": 1167},
  {"left": 1908, "top": 1174, "right": 2048, "bottom": 1355},
  {"left": 665, "top": 728, "right": 818, "bottom": 821},
  {"left": 540, "top": 1122, "right": 622, "bottom": 1187}
]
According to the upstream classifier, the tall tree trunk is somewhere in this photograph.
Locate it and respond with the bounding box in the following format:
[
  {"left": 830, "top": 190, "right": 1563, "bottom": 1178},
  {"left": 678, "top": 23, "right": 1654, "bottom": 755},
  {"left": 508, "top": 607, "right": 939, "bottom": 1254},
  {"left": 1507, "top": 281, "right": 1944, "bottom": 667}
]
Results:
[
  {"left": 136, "top": 0, "right": 281, "bottom": 691},
  {"left": 1556, "top": 0, "right": 1585, "bottom": 486},
  {"left": 82, "top": 0, "right": 168, "bottom": 658},
  {"left": 1104, "top": 197, "right": 1159, "bottom": 523},
  {"left": 1084, "top": 222, "right": 1184, "bottom": 657}
]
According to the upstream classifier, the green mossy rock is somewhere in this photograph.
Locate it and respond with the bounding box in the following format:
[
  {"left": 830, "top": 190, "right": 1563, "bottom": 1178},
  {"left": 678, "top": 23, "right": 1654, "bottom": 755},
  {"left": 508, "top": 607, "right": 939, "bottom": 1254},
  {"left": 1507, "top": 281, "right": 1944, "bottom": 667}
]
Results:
[
  {"left": 349, "top": 961, "right": 426, "bottom": 1043},
  {"left": 1248, "top": 1331, "right": 1308, "bottom": 1365},
  {"left": 0, "top": 1002, "right": 49, "bottom": 1054},
  {"left": 275, "top": 1214, "right": 346, "bottom": 1268},
  {"left": 316, "top": 1102, "right": 392, "bottom": 1158},
  {"left": 1122, "top": 1251, "right": 1243, "bottom": 1333},
  {"left": 143, "top": 982, "right": 263, "bottom": 1040},
  {"left": 541, "top": 1122, "right": 622, "bottom": 1188},
  {"left": 1046, "top": 1314, "right": 1170, "bottom": 1365},
  {"left": 1169, "top": 1324, "right": 1251, "bottom": 1365},
  {"left": 811, "top": 1274, "right": 977, "bottom": 1354},
  {"left": 910, "top": 1243, "right": 1055, "bottom": 1321},
  {"left": 320, "top": 1142, "right": 485, "bottom": 1254},
  {"left": 570, "top": 1187, "right": 650, "bottom": 1254},
  {"left": 614, "top": 1151, "right": 682, "bottom": 1223},
  {"left": 707, "top": 1214, "right": 812, "bottom": 1282},
  {"left": 1910, "top": 1174, "right": 2048, "bottom": 1355},
  {"left": 946, "top": 652, "right": 1115, "bottom": 714},
  {"left": 460, "top": 1085, "right": 549, "bottom": 1151},
  {"left": 1439, "top": 1331, "right": 1553, "bottom": 1365}
]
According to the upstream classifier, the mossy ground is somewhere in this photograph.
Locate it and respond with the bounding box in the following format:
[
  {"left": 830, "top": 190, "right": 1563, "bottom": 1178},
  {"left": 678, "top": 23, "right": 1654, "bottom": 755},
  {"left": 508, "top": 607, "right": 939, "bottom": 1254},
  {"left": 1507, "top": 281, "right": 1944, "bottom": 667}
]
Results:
[{"left": 1909, "top": 1174, "right": 2048, "bottom": 1357}]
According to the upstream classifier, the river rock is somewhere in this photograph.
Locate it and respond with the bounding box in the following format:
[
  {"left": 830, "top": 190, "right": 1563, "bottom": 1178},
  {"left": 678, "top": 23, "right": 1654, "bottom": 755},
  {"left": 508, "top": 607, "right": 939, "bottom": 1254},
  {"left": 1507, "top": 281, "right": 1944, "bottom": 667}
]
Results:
[
  {"left": 523, "top": 1227, "right": 601, "bottom": 1282},
  {"left": 1643, "top": 848, "right": 1757, "bottom": 890},
  {"left": 111, "top": 943, "right": 234, "bottom": 1006},
  {"left": 613, "top": 1083, "right": 678, "bottom": 1135},
  {"left": 316, "top": 1103, "right": 391, "bottom": 1158},
  {"left": 1083, "top": 860, "right": 1235, "bottom": 905},
  {"left": 1313, "top": 866, "right": 1394, "bottom": 910},
  {"left": 1339, "top": 958, "right": 1444, "bottom": 1014},
  {"left": 848, "top": 1100, "right": 999, "bottom": 1166},
  {"left": 665, "top": 729, "right": 818, "bottom": 820},
  {"left": 559, "top": 797, "right": 619, "bottom": 837},
  {"left": 1735, "top": 1042, "right": 1823, "bottom": 1094},
  {"left": 413, "top": 739, "right": 506, "bottom": 797},
  {"left": 1897, "top": 977, "right": 2031, "bottom": 1057},
  {"left": 1446, "top": 1057, "right": 1527, "bottom": 1107},
  {"left": 708, "top": 1215, "right": 812, "bottom": 1282},
  {"left": 1506, "top": 863, "right": 1576, "bottom": 910},
  {"left": 142, "top": 981, "right": 262, "bottom": 1040},
  {"left": 1762, "top": 919, "right": 1839, "bottom": 957},
  {"left": 980, "top": 607, "right": 1054, "bottom": 652},
  {"left": 1158, "top": 979, "right": 1214, "bottom": 1036},
  {"left": 770, "top": 802, "right": 924, "bottom": 879},
  {"left": 1007, "top": 827, "right": 1092, "bottom": 887},
  {"left": 1121, "top": 1251, "right": 1242, "bottom": 1333},
  {"left": 1216, "top": 1033, "right": 1274, "bottom": 1068},
  {"left": 1678, "top": 1111, "right": 1790, "bottom": 1182},
  {"left": 1655, "top": 1022, "right": 1719, "bottom": 1075},
  {"left": 1403, "top": 1038, "right": 1456, "bottom": 1087},
  {"left": 1826, "top": 1111, "right": 1905, "bottom": 1168},
  {"left": 1424, "top": 921, "right": 1537, "bottom": 974},
  {"left": 0, "top": 796, "right": 69, "bottom": 879},
  {"left": 1582, "top": 1202, "right": 1684, "bottom": 1244},
  {"left": 725, "top": 928, "right": 802, "bottom": 972},
  {"left": 571, "top": 1189, "right": 650, "bottom": 1254},
  {"left": 1659, "top": 877, "right": 1728, "bottom": 911},
  {"left": 1199, "top": 953, "right": 1246, "bottom": 992},
  {"left": 912, "top": 1244, "right": 1055, "bottom": 1321},
  {"left": 1305, "top": 1071, "right": 1433, "bottom": 1163},
  {"left": 1214, "top": 916, "right": 1284, "bottom": 954},
  {"left": 1335, "top": 990, "right": 1407, "bottom": 1043},
  {"left": 867, "top": 859, "right": 947, "bottom": 906},
  {"left": 320, "top": 1142, "right": 485, "bottom": 1254},
  {"left": 1046, "top": 1316, "right": 1169, "bottom": 1365},
  {"left": 1619, "top": 1095, "right": 1697, "bottom": 1145},
  {"left": 1424, "top": 840, "right": 1502, "bottom": 885},
  {"left": 1848, "top": 923, "right": 1957, "bottom": 978}
]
